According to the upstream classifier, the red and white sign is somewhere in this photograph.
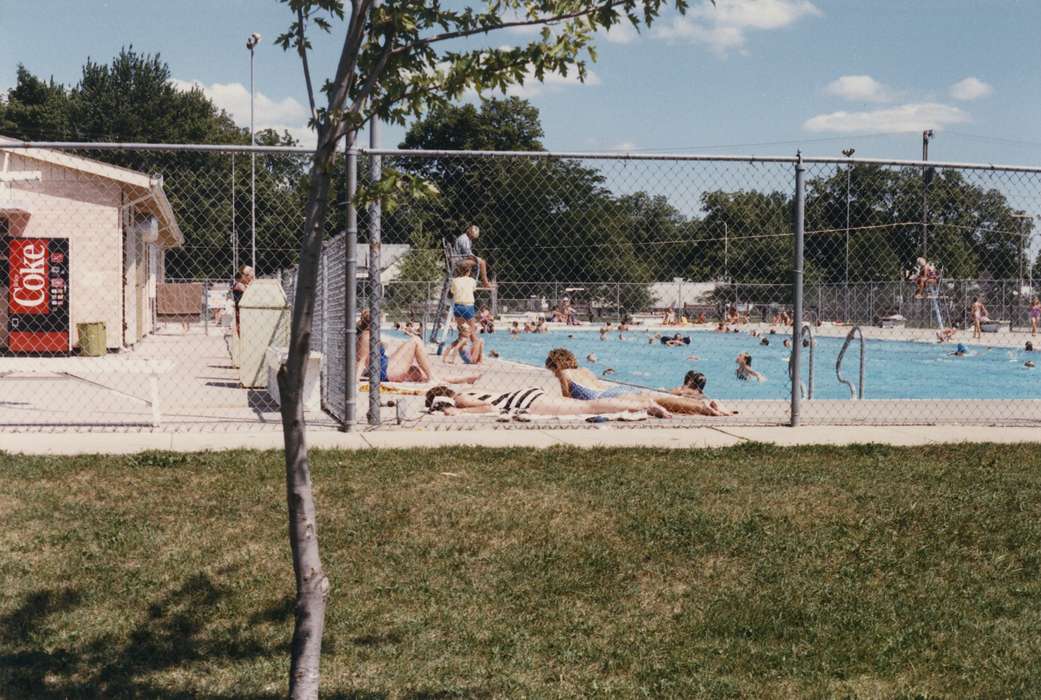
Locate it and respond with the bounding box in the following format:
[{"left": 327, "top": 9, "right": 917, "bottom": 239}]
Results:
[{"left": 7, "top": 237, "right": 70, "bottom": 352}]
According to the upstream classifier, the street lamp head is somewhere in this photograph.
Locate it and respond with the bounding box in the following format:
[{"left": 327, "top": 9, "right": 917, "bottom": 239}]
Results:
[
  {"left": 246, "top": 32, "right": 262, "bottom": 50},
  {"left": 923, "top": 129, "right": 934, "bottom": 140}
]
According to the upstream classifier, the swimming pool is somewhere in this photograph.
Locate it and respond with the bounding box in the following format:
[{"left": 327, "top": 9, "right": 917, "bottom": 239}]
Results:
[{"left": 471, "top": 329, "right": 1041, "bottom": 401}]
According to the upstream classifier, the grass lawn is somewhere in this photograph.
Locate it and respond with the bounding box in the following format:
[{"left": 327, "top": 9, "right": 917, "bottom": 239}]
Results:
[{"left": 2, "top": 443, "right": 1041, "bottom": 698}]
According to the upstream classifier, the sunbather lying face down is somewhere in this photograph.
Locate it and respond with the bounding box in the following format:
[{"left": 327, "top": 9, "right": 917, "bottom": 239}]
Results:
[{"left": 424, "top": 385, "right": 670, "bottom": 418}]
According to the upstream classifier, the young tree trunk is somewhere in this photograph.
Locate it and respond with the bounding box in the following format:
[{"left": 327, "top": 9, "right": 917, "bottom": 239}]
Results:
[{"left": 277, "top": 124, "right": 341, "bottom": 700}]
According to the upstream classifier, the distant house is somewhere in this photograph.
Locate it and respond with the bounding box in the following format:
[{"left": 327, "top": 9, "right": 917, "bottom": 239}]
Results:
[
  {"left": 650, "top": 279, "right": 717, "bottom": 310},
  {"left": 356, "top": 243, "right": 412, "bottom": 284},
  {"left": 0, "top": 138, "right": 183, "bottom": 350}
]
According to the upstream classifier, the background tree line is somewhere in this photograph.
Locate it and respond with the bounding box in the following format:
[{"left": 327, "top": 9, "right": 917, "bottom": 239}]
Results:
[
  {"left": 0, "top": 48, "right": 309, "bottom": 279},
  {"left": 3, "top": 51, "right": 1035, "bottom": 300}
]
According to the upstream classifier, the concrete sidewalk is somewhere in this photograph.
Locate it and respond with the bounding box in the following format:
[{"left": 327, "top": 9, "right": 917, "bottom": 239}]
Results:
[{"left": 2, "top": 425, "right": 1038, "bottom": 455}]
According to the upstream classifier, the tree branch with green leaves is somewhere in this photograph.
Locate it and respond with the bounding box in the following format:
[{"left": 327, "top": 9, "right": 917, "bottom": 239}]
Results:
[{"left": 273, "top": 2, "right": 693, "bottom": 698}]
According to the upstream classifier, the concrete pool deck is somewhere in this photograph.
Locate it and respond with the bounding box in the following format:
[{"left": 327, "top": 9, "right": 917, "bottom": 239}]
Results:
[{"left": 2, "top": 423, "right": 1039, "bottom": 455}]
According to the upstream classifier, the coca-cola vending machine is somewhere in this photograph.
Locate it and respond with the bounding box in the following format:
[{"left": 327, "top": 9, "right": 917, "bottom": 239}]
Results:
[{"left": 6, "top": 237, "right": 70, "bottom": 353}]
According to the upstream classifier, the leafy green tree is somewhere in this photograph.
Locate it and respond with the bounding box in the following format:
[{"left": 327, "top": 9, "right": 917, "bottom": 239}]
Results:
[
  {"left": 385, "top": 225, "right": 443, "bottom": 316},
  {"left": 1, "top": 49, "right": 313, "bottom": 278},
  {"left": 274, "top": 2, "right": 693, "bottom": 696},
  {"left": 395, "top": 97, "right": 660, "bottom": 311},
  {"left": 804, "top": 164, "right": 1028, "bottom": 284},
  {"left": 0, "top": 66, "right": 77, "bottom": 139}
]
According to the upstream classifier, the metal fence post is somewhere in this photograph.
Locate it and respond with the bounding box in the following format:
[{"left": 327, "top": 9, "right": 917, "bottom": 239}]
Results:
[
  {"left": 791, "top": 152, "right": 806, "bottom": 427},
  {"left": 422, "top": 281, "right": 431, "bottom": 340},
  {"left": 320, "top": 245, "right": 328, "bottom": 402},
  {"left": 490, "top": 274, "right": 498, "bottom": 317},
  {"left": 343, "top": 134, "right": 358, "bottom": 431},
  {"left": 367, "top": 118, "right": 383, "bottom": 425}
]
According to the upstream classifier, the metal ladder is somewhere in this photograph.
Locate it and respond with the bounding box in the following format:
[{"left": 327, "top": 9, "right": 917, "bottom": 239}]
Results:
[
  {"left": 428, "top": 238, "right": 454, "bottom": 351},
  {"left": 836, "top": 326, "right": 866, "bottom": 399},
  {"left": 788, "top": 324, "right": 815, "bottom": 399}
]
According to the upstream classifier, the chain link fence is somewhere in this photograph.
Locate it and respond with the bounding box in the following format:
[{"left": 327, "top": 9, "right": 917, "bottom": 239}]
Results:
[{"left": 1, "top": 141, "right": 1039, "bottom": 430}]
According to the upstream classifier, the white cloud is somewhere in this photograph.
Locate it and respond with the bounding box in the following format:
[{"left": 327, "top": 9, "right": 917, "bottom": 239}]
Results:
[
  {"left": 803, "top": 102, "right": 970, "bottom": 134},
  {"left": 824, "top": 75, "right": 896, "bottom": 103},
  {"left": 653, "top": 0, "right": 821, "bottom": 55},
  {"left": 949, "top": 76, "right": 992, "bottom": 101},
  {"left": 600, "top": 21, "right": 639, "bottom": 44},
  {"left": 170, "top": 78, "right": 315, "bottom": 146}
]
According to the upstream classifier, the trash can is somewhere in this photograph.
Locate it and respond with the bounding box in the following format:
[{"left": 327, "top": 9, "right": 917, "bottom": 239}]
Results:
[
  {"left": 77, "top": 322, "right": 107, "bottom": 357},
  {"left": 237, "top": 279, "right": 290, "bottom": 388}
]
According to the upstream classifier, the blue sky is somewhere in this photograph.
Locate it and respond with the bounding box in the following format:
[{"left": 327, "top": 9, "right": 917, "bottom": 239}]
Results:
[{"left": 1, "top": 0, "right": 1039, "bottom": 166}]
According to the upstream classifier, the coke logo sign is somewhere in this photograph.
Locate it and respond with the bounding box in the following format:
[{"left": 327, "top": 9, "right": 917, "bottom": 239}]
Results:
[{"left": 10, "top": 240, "right": 48, "bottom": 314}]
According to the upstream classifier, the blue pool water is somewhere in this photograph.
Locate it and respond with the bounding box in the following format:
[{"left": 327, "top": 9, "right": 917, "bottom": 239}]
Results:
[{"left": 462, "top": 329, "right": 1041, "bottom": 401}]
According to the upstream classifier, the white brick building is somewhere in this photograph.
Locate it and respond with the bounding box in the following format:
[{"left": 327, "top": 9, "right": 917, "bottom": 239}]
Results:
[{"left": 0, "top": 139, "right": 183, "bottom": 350}]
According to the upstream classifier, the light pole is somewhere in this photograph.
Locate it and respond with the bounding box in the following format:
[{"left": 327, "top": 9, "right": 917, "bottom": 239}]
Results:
[
  {"left": 1013, "top": 212, "right": 1032, "bottom": 296},
  {"left": 921, "top": 129, "right": 934, "bottom": 260},
  {"left": 723, "top": 221, "right": 729, "bottom": 283},
  {"left": 246, "top": 32, "right": 262, "bottom": 273},
  {"left": 842, "top": 147, "right": 855, "bottom": 322}
]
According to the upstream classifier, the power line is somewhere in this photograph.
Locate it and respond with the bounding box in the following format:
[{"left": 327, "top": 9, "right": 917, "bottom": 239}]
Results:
[{"left": 602, "top": 132, "right": 912, "bottom": 154}]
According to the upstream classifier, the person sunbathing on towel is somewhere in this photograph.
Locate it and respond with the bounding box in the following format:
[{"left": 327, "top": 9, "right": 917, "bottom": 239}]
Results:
[
  {"left": 544, "top": 348, "right": 734, "bottom": 416},
  {"left": 424, "top": 385, "right": 670, "bottom": 418}
]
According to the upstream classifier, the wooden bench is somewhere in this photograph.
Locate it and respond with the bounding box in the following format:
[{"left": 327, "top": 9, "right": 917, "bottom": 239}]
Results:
[{"left": 0, "top": 356, "right": 175, "bottom": 427}]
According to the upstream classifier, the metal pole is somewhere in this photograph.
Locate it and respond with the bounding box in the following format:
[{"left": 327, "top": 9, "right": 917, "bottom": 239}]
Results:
[
  {"left": 344, "top": 134, "right": 358, "bottom": 431},
  {"left": 1020, "top": 218, "right": 1025, "bottom": 296},
  {"left": 367, "top": 117, "right": 383, "bottom": 425},
  {"left": 723, "top": 221, "right": 729, "bottom": 283},
  {"left": 791, "top": 152, "right": 806, "bottom": 427},
  {"left": 845, "top": 161, "right": 851, "bottom": 323},
  {"left": 250, "top": 47, "right": 257, "bottom": 273},
  {"left": 231, "top": 154, "right": 238, "bottom": 274},
  {"left": 922, "top": 129, "right": 933, "bottom": 260}
]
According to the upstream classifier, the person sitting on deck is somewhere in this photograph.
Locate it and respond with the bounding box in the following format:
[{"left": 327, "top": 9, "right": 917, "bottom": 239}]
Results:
[
  {"left": 356, "top": 310, "right": 480, "bottom": 385},
  {"left": 670, "top": 371, "right": 734, "bottom": 415},
  {"left": 443, "top": 324, "right": 484, "bottom": 365}
]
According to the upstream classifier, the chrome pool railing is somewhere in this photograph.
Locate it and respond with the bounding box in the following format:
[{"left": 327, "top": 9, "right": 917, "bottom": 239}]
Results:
[
  {"left": 836, "top": 326, "right": 866, "bottom": 399},
  {"left": 788, "top": 324, "right": 815, "bottom": 399}
]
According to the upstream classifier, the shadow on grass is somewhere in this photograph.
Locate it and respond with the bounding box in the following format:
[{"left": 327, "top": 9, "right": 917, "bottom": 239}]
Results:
[
  {"left": 0, "top": 580, "right": 487, "bottom": 699},
  {"left": 0, "top": 576, "right": 341, "bottom": 698}
]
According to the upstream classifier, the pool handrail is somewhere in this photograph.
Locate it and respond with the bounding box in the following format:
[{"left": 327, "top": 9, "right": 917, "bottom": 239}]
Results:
[
  {"left": 788, "top": 324, "right": 815, "bottom": 399},
  {"left": 836, "top": 326, "right": 865, "bottom": 399}
]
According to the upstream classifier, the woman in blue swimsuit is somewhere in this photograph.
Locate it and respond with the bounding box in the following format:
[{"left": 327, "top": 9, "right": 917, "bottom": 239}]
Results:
[{"left": 544, "top": 348, "right": 734, "bottom": 416}]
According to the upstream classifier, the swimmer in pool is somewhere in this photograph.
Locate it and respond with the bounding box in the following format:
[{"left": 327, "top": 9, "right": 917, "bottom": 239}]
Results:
[{"left": 735, "top": 352, "right": 767, "bottom": 382}]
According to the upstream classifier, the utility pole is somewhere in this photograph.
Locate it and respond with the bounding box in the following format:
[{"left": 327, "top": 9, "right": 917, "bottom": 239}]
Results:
[
  {"left": 842, "top": 148, "right": 855, "bottom": 322},
  {"left": 921, "top": 129, "right": 933, "bottom": 260},
  {"left": 1013, "top": 212, "right": 1032, "bottom": 297},
  {"left": 246, "top": 32, "right": 262, "bottom": 273},
  {"left": 723, "top": 221, "right": 728, "bottom": 283}
]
